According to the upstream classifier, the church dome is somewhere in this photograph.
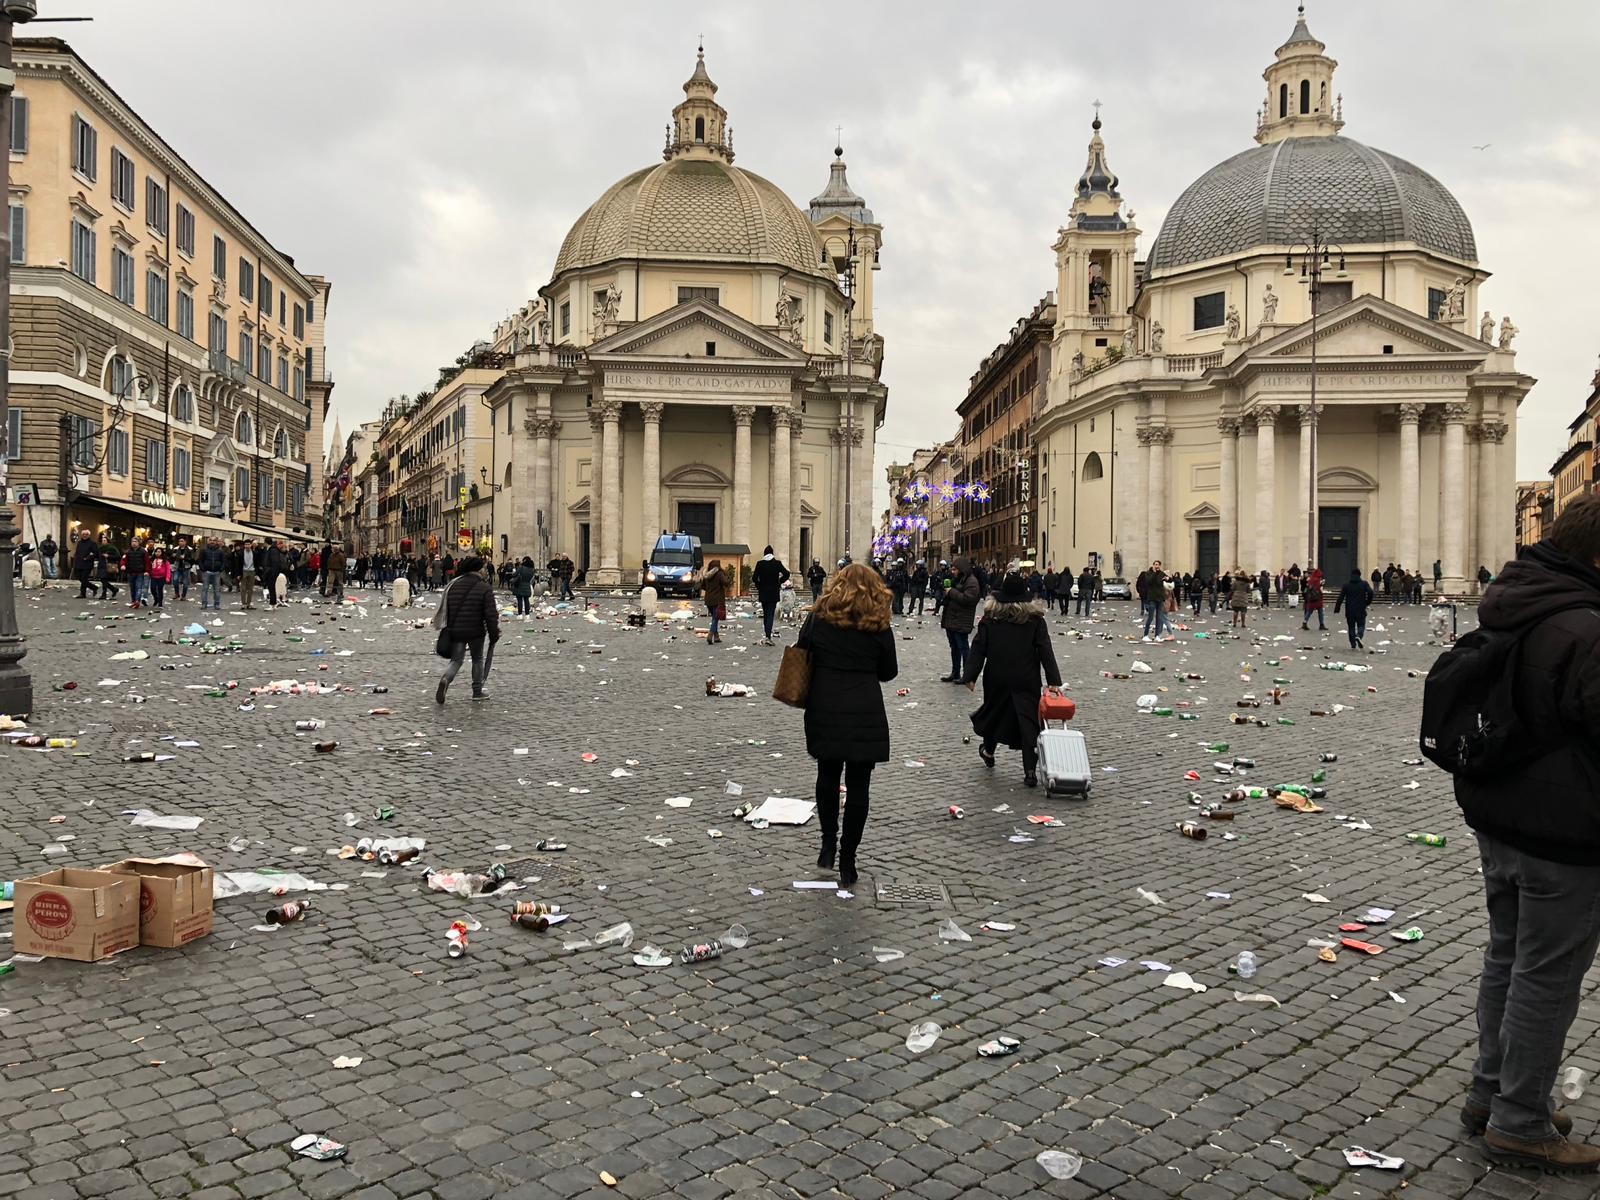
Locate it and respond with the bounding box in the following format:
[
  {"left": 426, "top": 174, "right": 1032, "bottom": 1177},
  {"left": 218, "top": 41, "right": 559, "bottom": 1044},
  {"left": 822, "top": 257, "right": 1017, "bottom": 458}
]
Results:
[
  {"left": 551, "top": 156, "right": 831, "bottom": 281},
  {"left": 1147, "top": 135, "right": 1476, "bottom": 276}
]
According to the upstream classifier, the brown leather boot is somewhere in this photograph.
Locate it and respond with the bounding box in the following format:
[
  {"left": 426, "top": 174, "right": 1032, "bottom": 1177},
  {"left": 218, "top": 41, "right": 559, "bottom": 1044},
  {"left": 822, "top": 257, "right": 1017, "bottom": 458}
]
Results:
[
  {"left": 1483, "top": 1129, "right": 1600, "bottom": 1173},
  {"left": 1461, "top": 1100, "right": 1571, "bottom": 1137}
]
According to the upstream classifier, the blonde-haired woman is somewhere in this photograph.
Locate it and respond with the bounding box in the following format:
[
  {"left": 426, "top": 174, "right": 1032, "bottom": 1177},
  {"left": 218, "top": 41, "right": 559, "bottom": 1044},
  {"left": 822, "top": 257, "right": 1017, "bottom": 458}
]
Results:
[{"left": 797, "top": 563, "right": 899, "bottom": 887}]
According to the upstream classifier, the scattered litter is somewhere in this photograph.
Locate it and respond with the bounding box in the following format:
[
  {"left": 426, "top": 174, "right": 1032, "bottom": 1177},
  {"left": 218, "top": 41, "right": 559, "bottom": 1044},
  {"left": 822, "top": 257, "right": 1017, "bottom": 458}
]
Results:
[
  {"left": 1233, "top": 992, "right": 1282, "bottom": 1007},
  {"left": 663, "top": 797, "right": 693, "bottom": 809},
  {"left": 1302, "top": 893, "right": 1330, "bottom": 904},
  {"left": 937, "top": 919, "right": 972, "bottom": 942},
  {"left": 290, "top": 1134, "right": 347, "bottom": 1162},
  {"left": 1136, "top": 887, "right": 1164, "bottom": 905},
  {"left": 632, "top": 946, "right": 671, "bottom": 967},
  {"left": 977, "top": 1036, "right": 1021, "bottom": 1058},
  {"left": 1342, "top": 1147, "right": 1404, "bottom": 1171},
  {"left": 905, "top": 1021, "right": 941, "bottom": 1053},
  {"left": 1163, "top": 972, "right": 1208, "bottom": 993},
  {"left": 980, "top": 922, "right": 1016, "bottom": 932},
  {"left": 331, "top": 1056, "right": 362, "bottom": 1069},
  {"left": 1098, "top": 957, "right": 1128, "bottom": 968},
  {"left": 873, "top": 947, "right": 906, "bottom": 963},
  {"left": 1387, "top": 990, "right": 1406, "bottom": 1004},
  {"left": 127, "top": 810, "right": 204, "bottom": 831},
  {"left": 1559, "top": 1066, "right": 1587, "bottom": 1101},
  {"left": 744, "top": 796, "right": 814, "bottom": 825},
  {"left": 1036, "top": 1150, "right": 1083, "bottom": 1181}
]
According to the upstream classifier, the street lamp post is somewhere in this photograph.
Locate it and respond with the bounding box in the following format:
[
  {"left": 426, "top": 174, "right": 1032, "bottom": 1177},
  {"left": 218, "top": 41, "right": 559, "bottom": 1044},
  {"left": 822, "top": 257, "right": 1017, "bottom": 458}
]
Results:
[
  {"left": 0, "top": 6, "right": 35, "bottom": 715},
  {"left": 1284, "top": 229, "right": 1345, "bottom": 574},
  {"left": 821, "top": 225, "right": 858, "bottom": 558}
]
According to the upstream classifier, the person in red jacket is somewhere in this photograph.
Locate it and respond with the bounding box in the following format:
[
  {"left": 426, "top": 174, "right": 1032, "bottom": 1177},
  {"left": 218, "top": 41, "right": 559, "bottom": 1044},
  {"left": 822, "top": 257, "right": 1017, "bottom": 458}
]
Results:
[{"left": 1300, "top": 567, "right": 1326, "bottom": 631}]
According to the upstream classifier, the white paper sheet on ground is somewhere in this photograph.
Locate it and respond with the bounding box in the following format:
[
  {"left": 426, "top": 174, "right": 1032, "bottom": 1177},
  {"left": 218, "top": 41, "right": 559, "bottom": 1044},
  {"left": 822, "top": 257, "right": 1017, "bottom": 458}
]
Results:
[
  {"left": 1233, "top": 992, "right": 1282, "bottom": 1006},
  {"left": 792, "top": 881, "right": 836, "bottom": 889},
  {"left": 1163, "top": 972, "right": 1208, "bottom": 993},
  {"left": 1342, "top": 1147, "right": 1404, "bottom": 1170},
  {"left": 213, "top": 870, "right": 330, "bottom": 898},
  {"left": 127, "top": 809, "right": 205, "bottom": 831},
  {"left": 663, "top": 797, "right": 693, "bottom": 808},
  {"left": 746, "top": 796, "right": 814, "bottom": 825}
]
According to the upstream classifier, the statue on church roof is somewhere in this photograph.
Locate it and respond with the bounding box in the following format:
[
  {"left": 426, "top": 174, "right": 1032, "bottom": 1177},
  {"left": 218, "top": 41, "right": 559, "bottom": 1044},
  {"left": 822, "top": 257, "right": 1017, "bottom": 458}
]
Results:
[
  {"left": 1225, "top": 303, "right": 1241, "bottom": 341},
  {"left": 1149, "top": 321, "right": 1165, "bottom": 354},
  {"left": 1261, "top": 283, "right": 1279, "bottom": 323},
  {"left": 594, "top": 283, "right": 621, "bottom": 327},
  {"left": 1498, "top": 316, "right": 1518, "bottom": 351},
  {"left": 1479, "top": 310, "right": 1494, "bottom": 344},
  {"left": 1445, "top": 276, "right": 1466, "bottom": 320},
  {"left": 775, "top": 286, "right": 804, "bottom": 346}
]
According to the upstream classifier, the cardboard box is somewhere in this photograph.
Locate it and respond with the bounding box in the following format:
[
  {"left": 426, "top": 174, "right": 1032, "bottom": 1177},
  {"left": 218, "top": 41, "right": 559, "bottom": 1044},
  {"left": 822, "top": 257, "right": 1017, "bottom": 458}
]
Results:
[
  {"left": 12, "top": 869, "right": 140, "bottom": 961},
  {"left": 99, "top": 859, "right": 215, "bottom": 948}
]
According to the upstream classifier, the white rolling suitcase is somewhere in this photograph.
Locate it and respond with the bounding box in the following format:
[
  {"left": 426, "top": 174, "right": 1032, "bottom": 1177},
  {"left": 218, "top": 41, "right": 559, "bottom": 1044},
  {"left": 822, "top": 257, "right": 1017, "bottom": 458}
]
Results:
[{"left": 1037, "top": 727, "right": 1091, "bottom": 797}]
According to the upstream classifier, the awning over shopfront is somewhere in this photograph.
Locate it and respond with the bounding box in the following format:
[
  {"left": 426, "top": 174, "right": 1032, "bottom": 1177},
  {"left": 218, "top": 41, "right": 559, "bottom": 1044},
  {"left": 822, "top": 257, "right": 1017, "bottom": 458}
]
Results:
[
  {"left": 239, "top": 522, "right": 320, "bottom": 545},
  {"left": 69, "top": 494, "right": 266, "bottom": 542}
]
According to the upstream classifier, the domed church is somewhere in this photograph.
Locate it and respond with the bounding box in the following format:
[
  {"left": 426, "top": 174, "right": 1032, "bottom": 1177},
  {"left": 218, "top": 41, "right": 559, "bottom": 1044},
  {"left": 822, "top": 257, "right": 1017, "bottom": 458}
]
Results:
[
  {"left": 1033, "top": 6, "right": 1532, "bottom": 592},
  {"left": 486, "top": 47, "right": 886, "bottom": 586}
]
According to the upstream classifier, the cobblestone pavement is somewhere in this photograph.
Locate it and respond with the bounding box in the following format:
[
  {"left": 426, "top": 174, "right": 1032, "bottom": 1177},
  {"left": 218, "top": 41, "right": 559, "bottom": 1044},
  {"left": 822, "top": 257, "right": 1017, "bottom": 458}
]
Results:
[{"left": 1, "top": 582, "right": 1596, "bottom": 1200}]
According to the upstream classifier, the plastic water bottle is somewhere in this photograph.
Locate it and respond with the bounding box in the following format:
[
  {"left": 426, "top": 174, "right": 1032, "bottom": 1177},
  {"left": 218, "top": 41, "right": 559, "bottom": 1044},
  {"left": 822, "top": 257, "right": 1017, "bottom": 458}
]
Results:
[{"left": 1234, "top": 951, "right": 1258, "bottom": 979}]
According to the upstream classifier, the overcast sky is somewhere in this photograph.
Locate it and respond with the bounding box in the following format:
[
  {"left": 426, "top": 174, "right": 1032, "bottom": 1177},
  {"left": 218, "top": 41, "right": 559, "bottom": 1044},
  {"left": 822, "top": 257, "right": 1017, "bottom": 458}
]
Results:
[{"left": 50, "top": 1, "right": 1600, "bottom": 487}]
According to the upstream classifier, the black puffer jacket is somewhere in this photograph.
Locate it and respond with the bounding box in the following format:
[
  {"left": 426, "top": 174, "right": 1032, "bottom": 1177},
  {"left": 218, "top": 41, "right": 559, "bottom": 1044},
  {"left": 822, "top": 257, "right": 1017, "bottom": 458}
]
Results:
[
  {"left": 798, "top": 614, "right": 897, "bottom": 763},
  {"left": 962, "top": 600, "right": 1062, "bottom": 750},
  {"left": 1455, "top": 542, "right": 1600, "bottom": 864},
  {"left": 442, "top": 574, "right": 500, "bottom": 644}
]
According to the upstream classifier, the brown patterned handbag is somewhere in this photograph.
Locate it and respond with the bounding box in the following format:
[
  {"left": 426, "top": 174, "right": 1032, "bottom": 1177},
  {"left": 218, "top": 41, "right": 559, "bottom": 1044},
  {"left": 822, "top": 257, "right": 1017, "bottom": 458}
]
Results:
[{"left": 772, "top": 645, "right": 812, "bottom": 707}]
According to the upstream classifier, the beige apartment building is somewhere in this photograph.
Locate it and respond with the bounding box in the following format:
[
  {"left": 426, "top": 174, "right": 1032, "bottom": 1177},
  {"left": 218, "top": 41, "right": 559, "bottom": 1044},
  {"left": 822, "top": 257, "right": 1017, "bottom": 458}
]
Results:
[{"left": 5, "top": 37, "right": 329, "bottom": 556}]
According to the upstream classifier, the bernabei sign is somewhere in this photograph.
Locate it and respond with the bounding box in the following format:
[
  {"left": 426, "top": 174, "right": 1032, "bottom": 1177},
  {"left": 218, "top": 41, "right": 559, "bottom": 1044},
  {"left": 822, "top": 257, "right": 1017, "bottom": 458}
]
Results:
[{"left": 140, "top": 490, "right": 176, "bottom": 509}]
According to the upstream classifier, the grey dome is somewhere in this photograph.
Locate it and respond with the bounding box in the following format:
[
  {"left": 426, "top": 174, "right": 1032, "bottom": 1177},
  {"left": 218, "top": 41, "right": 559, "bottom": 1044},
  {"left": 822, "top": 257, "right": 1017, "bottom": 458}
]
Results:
[{"left": 1147, "top": 136, "right": 1476, "bottom": 274}]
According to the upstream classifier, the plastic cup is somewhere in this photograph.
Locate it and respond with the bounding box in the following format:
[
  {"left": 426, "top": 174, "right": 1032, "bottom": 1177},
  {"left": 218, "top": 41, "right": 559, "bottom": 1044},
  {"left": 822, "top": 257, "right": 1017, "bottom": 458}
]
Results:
[
  {"left": 905, "top": 1021, "right": 941, "bottom": 1053},
  {"left": 1036, "top": 1149, "right": 1083, "bottom": 1180},
  {"left": 723, "top": 924, "right": 749, "bottom": 950}
]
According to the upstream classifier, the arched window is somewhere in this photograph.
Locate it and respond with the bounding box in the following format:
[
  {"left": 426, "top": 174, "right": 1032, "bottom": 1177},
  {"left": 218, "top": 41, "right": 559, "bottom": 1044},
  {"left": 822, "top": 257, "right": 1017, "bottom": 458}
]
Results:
[
  {"left": 1082, "top": 452, "right": 1104, "bottom": 481},
  {"left": 1279, "top": 83, "right": 1288, "bottom": 118},
  {"left": 235, "top": 411, "right": 252, "bottom": 444},
  {"left": 504, "top": 463, "right": 512, "bottom": 488},
  {"left": 273, "top": 428, "right": 288, "bottom": 458},
  {"left": 694, "top": 116, "right": 705, "bottom": 141},
  {"left": 1300, "top": 79, "right": 1310, "bottom": 114}
]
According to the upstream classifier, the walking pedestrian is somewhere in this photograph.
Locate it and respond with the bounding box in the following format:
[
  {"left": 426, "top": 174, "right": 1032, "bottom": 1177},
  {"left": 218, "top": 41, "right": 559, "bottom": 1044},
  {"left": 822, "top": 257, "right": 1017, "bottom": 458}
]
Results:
[
  {"left": 1074, "top": 565, "right": 1094, "bottom": 616},
  {"left": 123, "top": 537, "right": 150, "bottom": 609},
  {"left": 73, "top": 532, "right": 99, "bottom": 598},
  {"left": 963, "top": 571, "right": 1062, "bottom": 788},
  {"left": 199, "top": 537, "right": 224, "bottom": 609},
  {"left": 326, "top": 544, "right": 347, "bottom": 602},
  {"left": 806, "top": 558, "right": 826, "bottom": 603},
  {"left": 1447, "top": 495, "right": 1600, "bottom": 1171},
  {"left": 513, "top": 556, "right": 534, "bottom": 615},
  {"left": 171, "top": 538, "right": 192, "bottom": 602},
  {"left": 240, "top": 542, "right": 258, "bottom": 609},
  {"left": 1301, "top": 567, "right": 1327, "bottom": 631},
  {"left": 700, "top": 559, "right": 727, "bottom": 644},
  {"left": 796, "top": 562, "right": 897, "bottom": 889},
  {"left": 887, "top": 559, "right": 908, "bottom": 616},
  {"left": 95, "top": 542, "right": 118, "bottom": 599},
  {"left": 909, "top": 561, "right": 929, "bottom": 615},
  {"left": 39, "top": 533, "right": 58, "bottom": 580},
  {"left": 752, "top": 545, "right": 791, "bottom": 644},
  {"left": 1187, "top": 570, "right": 1205, "bottom": 617},
  {"left": 1139, "top": 560, "right": 1170, "bottom": 639},
  {"left": 939, "top": 557, "right": 981, "bottom": 682},
  {"left": 1230, "top": 568, "right": 1250, "bottom": 628},
  {"left": 434, "top": 556, "right": 499, "bottom": 703},
  {"left": 148, "top": 548, "right": 171, "bottom": 609},
  {"left": 1332, "top": 568, "right": 1372, "bottom": 649}
]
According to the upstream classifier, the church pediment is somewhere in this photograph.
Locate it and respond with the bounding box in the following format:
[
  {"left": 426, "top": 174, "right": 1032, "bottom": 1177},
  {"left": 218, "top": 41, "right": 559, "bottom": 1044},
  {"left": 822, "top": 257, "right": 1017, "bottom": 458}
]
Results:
[
  {"left": 588, "top": 298, "right": 806, "bottom": 362},
  {"left": 1258, "top": 294, "right": 1490, "bottom": 360},
  {"left": 1183, "top": 502, "right": 1220, "bottom": 521}
]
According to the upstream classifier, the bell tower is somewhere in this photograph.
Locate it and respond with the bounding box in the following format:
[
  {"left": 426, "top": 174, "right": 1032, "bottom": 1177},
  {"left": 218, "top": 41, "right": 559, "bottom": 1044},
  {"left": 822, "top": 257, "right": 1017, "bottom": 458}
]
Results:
[
  {"left": 1255, "top": 4, "right": 1343, "bottom": 144},
  {"left": 664, "top": 42, "right": 733, "bottom": 163},
  {"left": 1052, "top": 108, "right": 1139, "bottom": 369}
]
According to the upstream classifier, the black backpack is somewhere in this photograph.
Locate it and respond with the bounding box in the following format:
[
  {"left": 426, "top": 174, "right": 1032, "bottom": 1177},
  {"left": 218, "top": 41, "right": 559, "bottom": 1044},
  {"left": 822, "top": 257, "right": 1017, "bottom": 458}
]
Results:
[{"left": 1419, "top": 609, "right": 1587, "bottom": 776}]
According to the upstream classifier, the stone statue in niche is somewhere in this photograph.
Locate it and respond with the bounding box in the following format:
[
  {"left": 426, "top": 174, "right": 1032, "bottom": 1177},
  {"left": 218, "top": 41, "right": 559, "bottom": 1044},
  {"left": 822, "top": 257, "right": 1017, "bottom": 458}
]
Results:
[
  {"left": 1445, "top": 276, "right": 1466, "bottom": 320},
  {"left": 1498, "top": 316, "right": 1518, "bottom": 351},
  {"left": 775, "top": 286, "right": 804, "bottom": 346},
  {"left": 1121, "top": 324, "right": 1136, "bottom": 355},
  {"left": 593, "top": 284, "right": 621, "bottom": 327},
  {"left": 1261, "top": 283, "right": 1279, "bottom": 323},
  {"left": 1149, "top": 321, "right": 1165, "bottom": 354},
  {"left": 1087, "top": 262, "right": 1110, "bottom": 315},
  {"left": 1224, "top": 303, "right": 1241, "bottom": 341},
  {"left": 1479, "top": 311, "right": 1494, "bottom": 344},
  {"left": 1070, "top": 350, "right": 1086, "bottom": 379}
]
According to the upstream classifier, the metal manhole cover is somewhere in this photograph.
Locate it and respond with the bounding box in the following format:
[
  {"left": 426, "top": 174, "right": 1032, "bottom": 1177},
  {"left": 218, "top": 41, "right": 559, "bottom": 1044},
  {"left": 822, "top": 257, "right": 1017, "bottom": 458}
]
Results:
[{"left": 875, "top": 881, "right": 951, "bottom": 907}]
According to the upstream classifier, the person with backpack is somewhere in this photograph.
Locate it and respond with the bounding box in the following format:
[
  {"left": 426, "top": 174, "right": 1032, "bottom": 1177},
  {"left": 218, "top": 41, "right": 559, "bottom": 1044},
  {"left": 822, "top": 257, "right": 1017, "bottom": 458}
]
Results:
[
  {"left": 752, "top": 546, "right": 792, "bottom": 644},
  {"left": 434, "top": 555, "right": 499, "bottom": 703},
  {"left": 1300, "top": 567, "right": 1326, "bottom": 631},
  {"left": 1422, "top": 495, "right": 1600, "bottom": 1172},
  {"left": 1332, "top": 568, "right": 1373, "bottom": 649}
]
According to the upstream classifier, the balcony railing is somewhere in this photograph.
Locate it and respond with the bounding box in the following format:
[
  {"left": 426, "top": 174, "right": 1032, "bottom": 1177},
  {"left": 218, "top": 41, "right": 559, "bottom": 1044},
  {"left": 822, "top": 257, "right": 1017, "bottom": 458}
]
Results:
[
  {"left": 206, "top": 349, "right": 248, "bottom": 385},
  {"left": 556, "top": 348, "right": 583, "bottom": 369},
  {"left": 1165, "top": 351, "right": 1224, "bottom": 373},
  {"left": 1090, "top": 315, "right": 1112, "bottom": 329}
]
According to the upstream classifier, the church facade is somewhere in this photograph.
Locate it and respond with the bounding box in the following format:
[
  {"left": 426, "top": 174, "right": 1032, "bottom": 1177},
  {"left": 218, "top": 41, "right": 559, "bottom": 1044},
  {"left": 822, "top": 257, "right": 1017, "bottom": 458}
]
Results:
[
  {"left": 1033, "top": 10, "right": 1532, "bottom": 593},
  {"left": 482, "top": 50, "right": 886, "bottom": 585}
]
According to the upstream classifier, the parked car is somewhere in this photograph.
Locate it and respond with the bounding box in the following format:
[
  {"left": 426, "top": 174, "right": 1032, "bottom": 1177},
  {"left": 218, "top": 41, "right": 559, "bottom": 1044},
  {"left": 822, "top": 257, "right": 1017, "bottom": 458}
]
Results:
[{"left": 1100, "top": 577, "right": 1134, "bottom": 600}]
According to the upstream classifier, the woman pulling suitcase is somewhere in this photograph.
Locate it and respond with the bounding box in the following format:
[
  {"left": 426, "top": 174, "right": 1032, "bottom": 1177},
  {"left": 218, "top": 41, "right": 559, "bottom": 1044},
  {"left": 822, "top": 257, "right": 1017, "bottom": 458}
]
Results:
[{"left": 963, "top": 570, "right": 1063, "bottom": 787}]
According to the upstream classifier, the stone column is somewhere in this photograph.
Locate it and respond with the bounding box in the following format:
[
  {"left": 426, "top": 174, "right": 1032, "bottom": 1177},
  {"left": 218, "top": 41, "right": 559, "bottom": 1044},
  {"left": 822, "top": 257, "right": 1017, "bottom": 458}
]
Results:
[
  {"left": 768, "top": 406, "right": 792, "bottom": 560},
  {"left": 789, "top": 414, "right": 804, "bottom": 567},
  {"left": 587, "top": 408, "right": 605, "bottom": 571},
  {"left": 1237, "top": 415, "right": 1258, "bottom": 573},
  {"left": 528, "top": 415, "right": 558, "bottom": 561},
  {"left": 1293, "top": 405, "right": 1314, "bottom": 566},
  {"left": 731, "top": 405, "right": 755, "bottom": 551},
  {"left": 829, "top": 429, "right": 846, "bottom": 561},
  {"left": 639, "top": 402, "right": 663, "bottom": 563},
  {"left": 852, "top": 409, "right": 873, "bottom": 558},
  {"left": 1217, "top": 417, "right": 1239, "bottom": 572},
  {"left": 1122, "top": 422, "right": 1148, "bottom": 575},
  {"left": 1255, "top": 407, "right": 1277, "bottom": 572},
  {"left": 599, "top": 400, "right": 622, "bottom": 579},
  {"left": 1143, "top": 426, "right": 1172, "bottom": 566},
  {"left": 1397, "top": 404, "right": 1424, "bottom": 573},
  {"left": 1477, "top": 419, "right": 1508, "bottom": 583},
  {"left": 1439, "top": 402, "right": 1469, "bottom": 590}
]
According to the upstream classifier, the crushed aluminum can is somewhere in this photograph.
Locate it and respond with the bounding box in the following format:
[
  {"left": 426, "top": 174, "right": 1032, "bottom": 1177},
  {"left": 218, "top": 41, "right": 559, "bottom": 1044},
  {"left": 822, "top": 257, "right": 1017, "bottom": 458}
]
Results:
[
  {"left": 680, "top": 939, "right": 724, "bottom": 964},
  {"left": 290, "top": 1134, "right": 347, "bottom": 1161},
  {"left": 977, "top": 1036, "right": 1021, "bottom": 1058},
  {"left": 948, "top": 805, "right": 965, "bottom": 820}
]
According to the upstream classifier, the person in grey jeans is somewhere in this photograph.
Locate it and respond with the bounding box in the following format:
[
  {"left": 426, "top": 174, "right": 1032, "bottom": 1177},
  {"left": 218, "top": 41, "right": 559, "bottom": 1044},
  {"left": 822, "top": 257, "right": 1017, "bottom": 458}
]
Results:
[
  {"left": 1450, "top": 493, "right": 1600, "bottom": 1174},
  {"left": 198, "top": 537, "right": 225, "bottom": 610}
]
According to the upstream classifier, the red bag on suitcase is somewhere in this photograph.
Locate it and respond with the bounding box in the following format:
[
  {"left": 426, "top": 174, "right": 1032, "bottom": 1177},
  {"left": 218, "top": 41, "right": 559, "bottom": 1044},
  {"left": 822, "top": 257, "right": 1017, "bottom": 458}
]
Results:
[{"left": 1038, "top": 686, "right": 1076, "bottom": 725}]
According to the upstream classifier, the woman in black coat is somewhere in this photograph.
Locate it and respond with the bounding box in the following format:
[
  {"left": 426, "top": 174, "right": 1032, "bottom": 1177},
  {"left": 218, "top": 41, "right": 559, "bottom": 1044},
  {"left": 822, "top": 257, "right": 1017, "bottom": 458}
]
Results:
[
  {"left": 435, "top": 556, "right": 500, "bottom": 703},
  {"left": 796, "top": 563, "right": 898, "bottom": 887},
  {"left": 962, "top": 571, "right": 1062, "bottom": 787}
]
